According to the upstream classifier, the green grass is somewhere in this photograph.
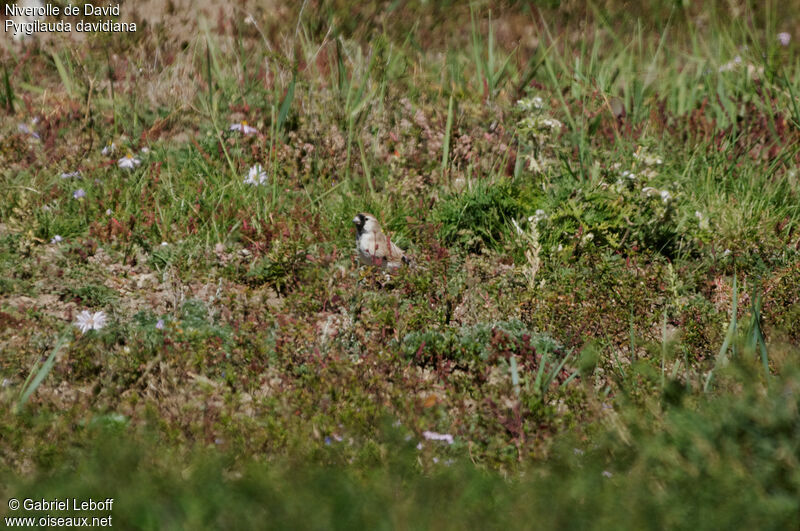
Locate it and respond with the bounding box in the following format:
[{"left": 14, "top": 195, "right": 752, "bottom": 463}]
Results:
[{"left": 2, "top": 0, "right": 800, "bottom": 528}]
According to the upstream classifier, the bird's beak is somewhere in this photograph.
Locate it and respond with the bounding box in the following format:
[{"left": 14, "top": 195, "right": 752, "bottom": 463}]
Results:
[{"left": 352, "top": 216, "right": 360, "bottom": 225}]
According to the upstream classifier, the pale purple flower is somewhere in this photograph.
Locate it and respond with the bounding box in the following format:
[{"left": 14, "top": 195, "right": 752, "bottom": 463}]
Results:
[
  {"left": 17, "top": 123, "right": 40, "bottom": 139},
  {"left": 60, "top": 171, "right": 81, "bottom": 179},
  {"left": 102, "top": 143, "right": 117, "bottom": 155},
  {"left": 602, "top": 470, "right": 613, "bottom": 478},
  {"left": 243, "top": 164, "right": 268, "bottom": 186},
  {"left": 778, "top": 32, "right": 791, "bottom": 47},
  {"left": 155, "top": 319, "right": 165, "bottom": 330},
  {"left": 74, "top": 310, "right": 108, "bottom": 334},
  {"left": 73, "top": 188, "right": 86, "bottom": 200},
  {"left": 230, "top": 121, "right": 259, "bottom": 135},
  {"left": 422, "top": 431, "right": 454, "bottom": 444},
  {"left": 118, "top": 154, "right": 141, "bottom": 170},
  {"left": 50, "top": 235, "right": 63, "bottom": 244},
  {"left": 105, "top": 209, "right": 112, "bottom": 215}
]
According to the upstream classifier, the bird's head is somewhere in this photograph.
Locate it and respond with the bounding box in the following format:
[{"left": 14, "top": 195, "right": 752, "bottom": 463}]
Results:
[{"left": 353, "top": 213, "right": 379, "bottom": 235}]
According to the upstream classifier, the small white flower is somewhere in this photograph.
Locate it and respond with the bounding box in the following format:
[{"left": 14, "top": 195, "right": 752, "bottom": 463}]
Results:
[
  {"left": 633, "top": 149, "right": 663, "bottom": 166},
  {"left": 74, "top": 310, "right": 108, "bottom": 335},
  {"left": 516, "top": 97, "right": 544, "bottom": 111},
  {"left": 155, "top": 319, "right": 165, "bottom": 330},
  {"left": 244, "top": 164, "right": 268, "bottom": 186},
  {"left": 540, "top": 118, "right": 562, "bottom": 131},
  {"left": 642, "top": 186, "right": 658, "bottom": 196},
  {"left": 622, "top": 170, "right": 636, "bottom": 180},
  {"left": 695, "top": 211, "right": 710, "bottom": 230},
  {"left": 102, "top": 143, "right": 117, "bottom": 155},
  {"left": 602, "top": 470, "right": 613, "bottom": 478},
  {"left": 140, "top": 147, "right": 150, "bottom": 153},
  {"left": 778, "top": 32, "right": 791, "bottom": 47},
  {"left": 51, "top": 235, "right": 63, "bottom": 244},
  {"left": 161, "top": 241, "right": 168, "bottom": 247},
  {"left": 60, "top": 171, "right": 81, "bottom": 179},
  {"left": 422, "top": 431, "right": 454, "bottom": 444},
  {"left": 73, "top": 188, "right": 86, "bottom": 200},
  {"left": 105, "top": 209, "right": 112, "bottom": 215},
  {"left": 118, "top": 154, "right": 141, "bottom": 170},
  {"left": 416, "top": 442, "right": 423, "bottom": 450},
  {"left": 660, "top": 190, "right": 672, "bottom": 203},
  {"left": 718, "top": 56, "right": 743, "bottom": 73},
  {"left": 244, "top": 14, "right": 256, "bottom": 25},
  {"left": 230, "top": 121, "right": 259, "bottom": 135}
]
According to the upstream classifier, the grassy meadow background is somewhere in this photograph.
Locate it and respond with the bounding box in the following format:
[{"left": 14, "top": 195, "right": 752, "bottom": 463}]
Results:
[{"left": 2, "top": 0, "right": 800, "bottom": 528}]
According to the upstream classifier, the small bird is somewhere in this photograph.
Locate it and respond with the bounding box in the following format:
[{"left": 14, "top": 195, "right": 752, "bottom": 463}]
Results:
[{"left": 353, "top": 213, "right": 411, "bottom": 271}]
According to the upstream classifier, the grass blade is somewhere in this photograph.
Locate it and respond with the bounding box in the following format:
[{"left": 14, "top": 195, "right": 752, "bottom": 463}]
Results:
[
  {"left": 17, "top": 333, "right": 70, "bottom": 412},
  {"left": 51, "top": 51, "right": 73, "bottom": 97},
  {"left": 441, "top": 92, "right": 455, "bottom": 180},
  {"left": 277, "top": 69, "right": 297, "bottom": 133}
]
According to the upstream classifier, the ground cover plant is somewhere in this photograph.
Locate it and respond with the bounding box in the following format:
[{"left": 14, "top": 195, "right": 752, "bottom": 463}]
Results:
[{"left": 2, "top": 0, "right": 800, "bottom": 528}]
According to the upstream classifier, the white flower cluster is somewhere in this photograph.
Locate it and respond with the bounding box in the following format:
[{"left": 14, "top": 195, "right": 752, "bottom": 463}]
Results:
[
  {"left": 642, "top": 186, "right": 672, "bottom": 203},
  {"left": 633, "top": 148, "right": 663, "bottom": 166},
  {"left": 243, "top": 164, "right": 268, "bottom": 186},
  {"left": 516, "top": 96, "right": 544, "bottom": 111},
  {"left": 518, "top": 115, "right": 562, "bottom": 133}
]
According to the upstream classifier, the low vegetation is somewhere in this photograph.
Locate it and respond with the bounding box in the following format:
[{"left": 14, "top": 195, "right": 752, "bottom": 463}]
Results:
[{"left": 1, "top": 0, "right": 799, "bottom": 528}]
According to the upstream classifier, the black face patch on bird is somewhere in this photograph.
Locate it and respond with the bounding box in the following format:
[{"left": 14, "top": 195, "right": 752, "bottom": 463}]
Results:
[{"left": 353, "top": 213, "right": 367, "bottom": 236}]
